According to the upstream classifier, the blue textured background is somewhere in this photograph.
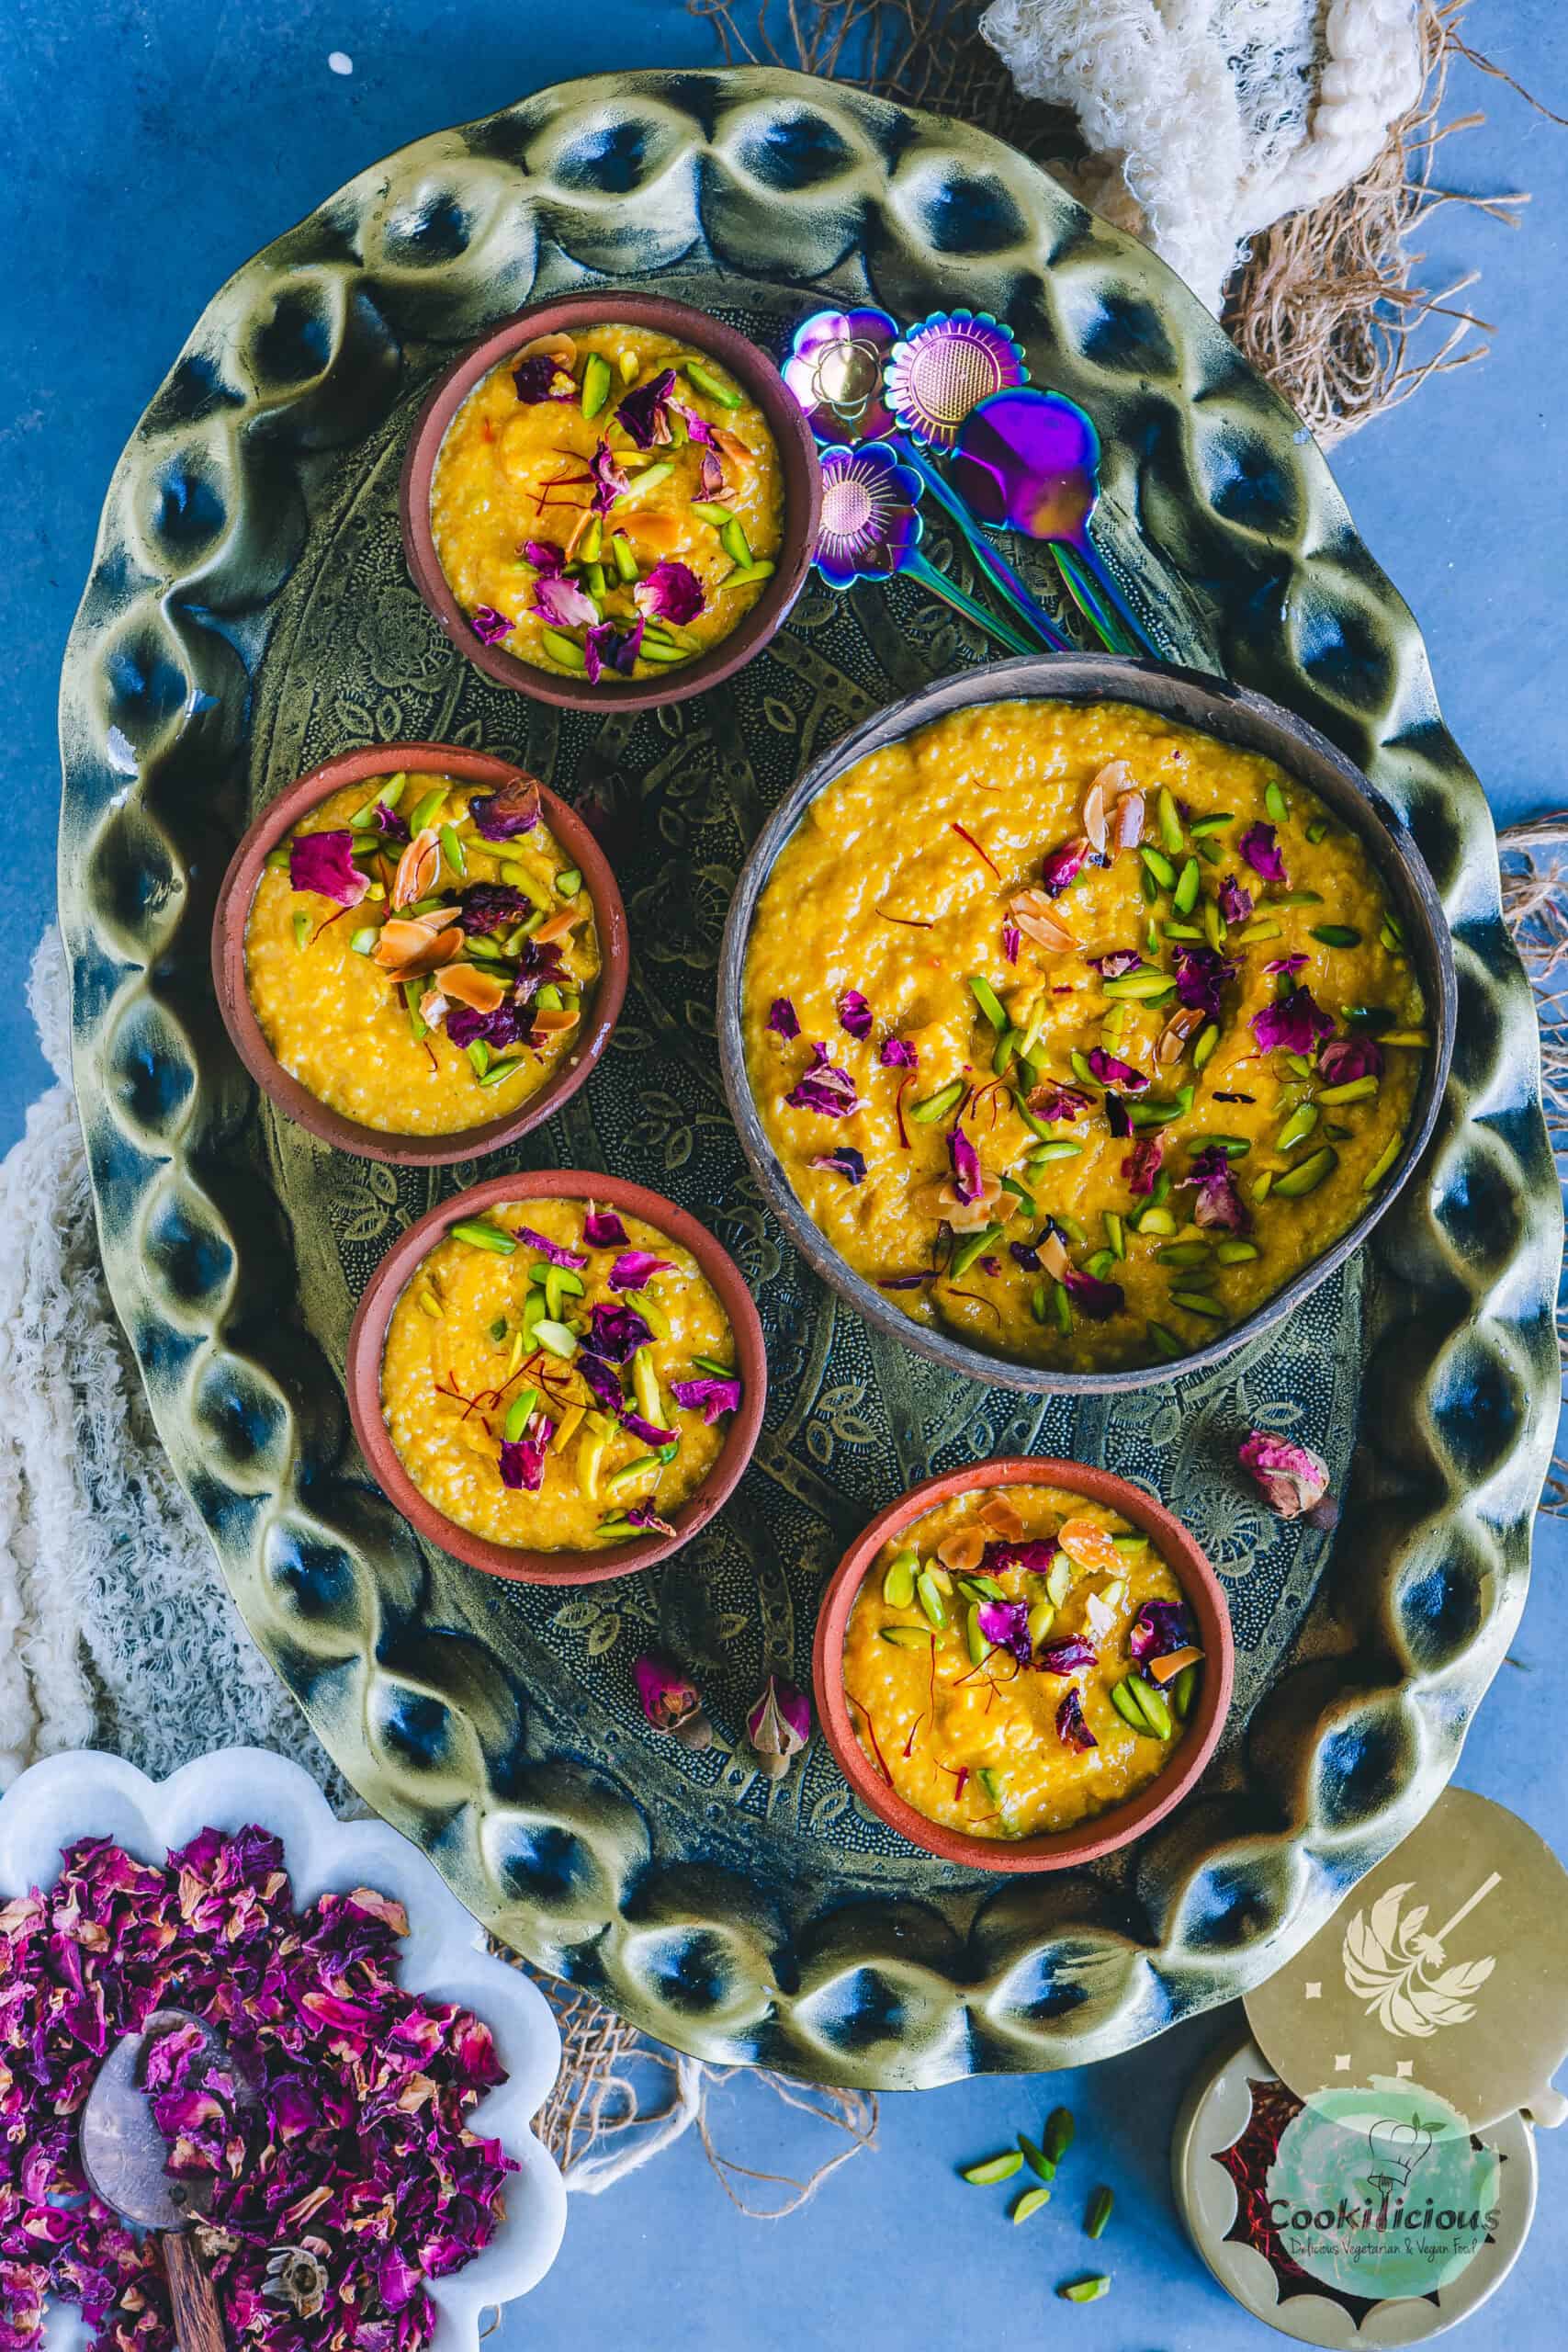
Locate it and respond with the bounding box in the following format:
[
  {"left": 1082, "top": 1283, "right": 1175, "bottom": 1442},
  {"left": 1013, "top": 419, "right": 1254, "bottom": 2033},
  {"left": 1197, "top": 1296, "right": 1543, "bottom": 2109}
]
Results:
[{"left": 7, "top": 3, "right": 1566, "bottom": 2345}]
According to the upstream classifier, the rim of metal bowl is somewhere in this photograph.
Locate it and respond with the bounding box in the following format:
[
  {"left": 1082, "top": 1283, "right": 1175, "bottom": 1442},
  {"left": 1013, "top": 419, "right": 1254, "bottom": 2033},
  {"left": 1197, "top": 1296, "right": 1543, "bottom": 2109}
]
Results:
[{"left": 716, "top": 652, "right": 1458, "bottom": 1397}]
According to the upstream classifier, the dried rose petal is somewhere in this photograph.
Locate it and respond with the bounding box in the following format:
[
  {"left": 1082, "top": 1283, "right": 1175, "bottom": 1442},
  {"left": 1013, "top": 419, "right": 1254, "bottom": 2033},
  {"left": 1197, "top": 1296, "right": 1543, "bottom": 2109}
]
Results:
[
  {"left": 785, "top": 1042, "right": 860, "bottom": 1117},
  {"left": 533, "top": 569, "right": 599, "bottom": 629},
  {"left": 583, "top": 1208, "right": 629, "bottom": 1249},
  {"left": 767, "top": 996, "right": 800, "bottom": 1040},
  {"left": 810, "top": 1146, "right": 867, "bottom": 1183},
  {"left": 1186, "top": 1144, "right": 1250, "bottom": 1234},
  {"left": 288, "top": 830, "right": 369, "bottom": 907},
  {"left": 976, "top": 1598, "right": 1034, "bottom": 1665},
  {"left": 1122, "top": 1132, "right": 1165, "bottom": 1194},
  {"left": 838, "top": 989, "right": 874, "bottom": 1039},
  {"left": 588, "top": 439, "right": 629, "bottom": 513},
  {"left": 499, "top": 1421, "right": 549, "bottom": 1490},
  {"left": 1319, "top": 1035, "right": 1384, "bottom": 1086},
  {"left": 1263, "top": 953, "right": 1307, "bottom": 977},
  {"left": 1089, "top": 949, "right": 1144, "bottom": 978},
  {"left": 615, "top": 368, "right": 678, "bottom": 447},
  {"left": 607, "top": 1249, "right": 675, "bottom": 1291},
  {"left": 948, "top": 1125, "right": 982, "bottom": 1205},
  {"left": 1001, "top": 922, "right": 1021, "bottom": 963},
  {"left": 584, "top": 1301, "right": 652, "bottom": 1363},
  {"left": 1028, "top": 1083, "right": 1089, "bottom": 1124},
  {"left": 634, "top": 559, "right": 705, "bottom": 625},
  {"left": 1063, "top": 1265, "right": 1124, "bottom": 1319},
  {"left": 1238, "top": 821, "right": 1287, "bottom": 883},
  {"left": 468, "top": 776, "right": 541, "bottom": 841},
  {"left": 1127, "top": 1600, "right": 1197, "bottom": 1667},
  {"left": 1251, "top": 987, "right": 1334, "bottom": 1057},
  {"left": 880, "top": 1035, "right": 918, "bottom": 1069},
  {"left": 516, "top": 1226, "right": 588, "bottom": 1270},
  {"left": 982, "top": 1536, "right": 1059, "bottom": 1575},
  {"left": 670, "top": 1373, "right": 742, "bottom": 1424},
  {"left": 1055, "top": 1687, "right": 1098, "bottom": 1749},
  {"left": 1217, "top": 873, "right": 1253, "bottom": 926},
  {"left": 470, "top": 605, "right": 514, "bottom": 646},
  {"left": 1239, "top": 1430, "right": 1337, "bottom": 1525},
  {"left": 1038, "top": 837, "right": 1089, "bottom": 895},
  {"left": 583, "top": 617, "right": 644, "bottom": 682},
  {"left": 1085, "top": 1046, "right": 1148, "bottom": 1092},
  {"left": 512, "top": 354, "right": 573, "bottom": 402},
  {"left": 1173, "top": 944, "right": 1235, "bottom": 1020}
]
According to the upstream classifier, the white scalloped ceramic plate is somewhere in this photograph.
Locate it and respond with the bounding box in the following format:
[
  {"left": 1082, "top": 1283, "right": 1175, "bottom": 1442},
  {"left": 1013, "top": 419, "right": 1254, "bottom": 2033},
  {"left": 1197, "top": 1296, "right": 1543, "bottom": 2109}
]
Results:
[{"left": 0, "top": 1748, "right": 567, "bottom": 2351}]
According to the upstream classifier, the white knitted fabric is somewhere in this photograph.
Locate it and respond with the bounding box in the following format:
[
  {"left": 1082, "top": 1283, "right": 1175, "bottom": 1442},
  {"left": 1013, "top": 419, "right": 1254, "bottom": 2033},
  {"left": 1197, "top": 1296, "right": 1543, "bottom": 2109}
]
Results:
[
  {"left": 980, "top": 0, "right": 1423, "bottom": 311},
  {"left": 0, "top": 932, "right": 336, "bottom": 1789}
]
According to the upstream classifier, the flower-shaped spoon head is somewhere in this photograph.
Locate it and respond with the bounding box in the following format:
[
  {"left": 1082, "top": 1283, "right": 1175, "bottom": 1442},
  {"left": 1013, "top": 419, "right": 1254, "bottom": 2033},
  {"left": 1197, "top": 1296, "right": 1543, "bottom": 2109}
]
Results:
[
  {"left": 784, "top": 308, "right": 899, "bottom": 445},
  {"left": 951, "top": 387, "right": 1101, "bottom": 547},
  {"left": 814, "top": 442, "right": 923, "bottom": 587},
  {"left": 885, "top": 310, "right": 1028, "bottom": 449}
]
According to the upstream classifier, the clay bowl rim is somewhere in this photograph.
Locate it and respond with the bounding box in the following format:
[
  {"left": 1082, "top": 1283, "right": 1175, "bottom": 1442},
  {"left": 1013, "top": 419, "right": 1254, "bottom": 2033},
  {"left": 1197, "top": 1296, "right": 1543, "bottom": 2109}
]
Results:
[
  {"left": 398, "top": 290, "right": 824, "bottom": 715},
  {"left": 717, "top": 650, "right": 1458, "bottom": 1396},
  {"left": 210, "top": 741, "right": 629, "bottom": 1168},
  {"left": 344, "top": 1169, "right": 769, "bottom": 1587},
  {"left": 811, "top": 1454, "right": 1235, "bottom": 1875}
]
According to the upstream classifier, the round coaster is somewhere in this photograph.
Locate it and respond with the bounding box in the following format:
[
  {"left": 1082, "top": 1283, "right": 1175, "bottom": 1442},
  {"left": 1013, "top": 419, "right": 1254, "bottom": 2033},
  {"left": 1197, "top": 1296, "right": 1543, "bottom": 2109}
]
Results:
[{"left": 1172, "top": 2031, "right": 1538, "bottom": 2345}]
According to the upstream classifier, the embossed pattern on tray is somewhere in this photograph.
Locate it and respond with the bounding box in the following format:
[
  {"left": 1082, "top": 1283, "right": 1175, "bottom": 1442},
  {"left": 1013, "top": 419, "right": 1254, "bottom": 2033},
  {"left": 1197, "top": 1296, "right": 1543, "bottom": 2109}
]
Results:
[{"left": 59, "top": 70, "right": 1560, "bottom": 2086}]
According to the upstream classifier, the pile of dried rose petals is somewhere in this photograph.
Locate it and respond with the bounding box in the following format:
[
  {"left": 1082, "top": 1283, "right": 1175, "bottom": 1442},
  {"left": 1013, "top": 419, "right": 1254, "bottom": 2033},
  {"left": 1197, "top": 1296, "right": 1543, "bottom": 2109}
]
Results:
[{"left": 0, "top": 1826, "right": 516, "bottom": 2352}]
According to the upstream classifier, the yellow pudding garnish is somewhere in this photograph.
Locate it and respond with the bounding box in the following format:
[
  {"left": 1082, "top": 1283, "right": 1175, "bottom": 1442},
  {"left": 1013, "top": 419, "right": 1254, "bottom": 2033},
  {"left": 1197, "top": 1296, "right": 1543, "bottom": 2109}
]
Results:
[
  {"left": 843, "top": 1484, "right": 1202, "bottom": 1841},
  {"left": 380, "top": 1197, "right": 743, "bottom": 1552},
  {"left": 743, "top": 698, "right": 1426, "bottom": 1372},
  {"left": 245, "top": 769, "right": 598, "bottom": 1136},
  {"left": 431, "top": 324, "right": 784, "bottom": 683}
]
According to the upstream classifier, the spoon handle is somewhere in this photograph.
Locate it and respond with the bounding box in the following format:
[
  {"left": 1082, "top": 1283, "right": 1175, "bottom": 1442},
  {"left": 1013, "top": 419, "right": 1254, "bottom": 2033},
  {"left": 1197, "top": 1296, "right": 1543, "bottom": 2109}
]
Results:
[
  {"left": 1070, "top": 538, "right": 1162, "bottom": 660},
  {"left": 1050, "top": 545, "right": 1134, "bottom": 654},
  {"left": 903, "top": 548, "right": 1038, "bottom": 658},
  {"left": 163, "top": 2231, "right": 226, "bottom": 2352},
  {"left": 899, "top": 444, "right": 1071, "bottom": 652}
]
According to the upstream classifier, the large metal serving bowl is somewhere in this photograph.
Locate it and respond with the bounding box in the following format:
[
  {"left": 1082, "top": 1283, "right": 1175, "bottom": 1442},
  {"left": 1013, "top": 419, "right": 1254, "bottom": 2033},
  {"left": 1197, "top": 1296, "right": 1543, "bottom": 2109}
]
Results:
[{"left": 716, "top": 653, "right": 1457, "bottom": 1397}]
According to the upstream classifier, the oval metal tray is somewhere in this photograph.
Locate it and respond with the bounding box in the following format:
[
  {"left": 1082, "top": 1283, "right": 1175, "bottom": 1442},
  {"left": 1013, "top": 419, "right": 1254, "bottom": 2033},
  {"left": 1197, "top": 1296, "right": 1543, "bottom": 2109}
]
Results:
[{"left": 58, "top": 68, "right": 1561, "bottom": 2087}]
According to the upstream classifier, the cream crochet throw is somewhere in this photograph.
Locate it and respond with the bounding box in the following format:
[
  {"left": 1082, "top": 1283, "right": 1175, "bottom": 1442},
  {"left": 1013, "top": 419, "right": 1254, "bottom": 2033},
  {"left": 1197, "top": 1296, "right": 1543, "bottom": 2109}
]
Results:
[{"left": 979, "top": 0, "right": 1422, "bottom": 313}]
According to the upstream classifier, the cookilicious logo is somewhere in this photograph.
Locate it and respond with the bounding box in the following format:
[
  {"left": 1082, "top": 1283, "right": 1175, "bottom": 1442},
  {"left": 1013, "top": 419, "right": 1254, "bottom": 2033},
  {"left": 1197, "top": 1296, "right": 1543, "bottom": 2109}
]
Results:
[{"left": 1264, "top": 2079, "right": 1500, "bottom": 2301}]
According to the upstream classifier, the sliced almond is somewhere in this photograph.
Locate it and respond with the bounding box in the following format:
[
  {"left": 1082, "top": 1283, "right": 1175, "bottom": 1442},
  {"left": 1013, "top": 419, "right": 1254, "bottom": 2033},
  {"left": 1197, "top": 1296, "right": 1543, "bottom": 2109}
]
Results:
[
  {"left": 1036, "top": 1227, "right": 1072, "bottom": 1283},
  {"left": 562, "top": 507, "right": 595, "bottom": 561},
  {"left": 373, "top": 920, "right": 463, "bottom": 978},
  {"left": 937, "top": 1530, "right": 987, "bottom": 1575},
  {"left": 1082, "top": 776, "right": 1110, "bottom": 854},
  {"left": 533, "top": 906, "right": 583, "bottom": 945},
  {"left": 418, "top": 988, "right": 448, "bottom": 1027},
  {"left": 392, "top": 827, "right": 443, "bottom": 910},
  {"left": 1114, "top": 789, "right": 1145, "bottom": 850},
  {"left": 532, "top": 1005, "right": 580, "bottom": 1034},
  {"left": 1147, "top": 1644, "right": 1204, "bottom": 1685},
  {"left": 517, "top": 331, "right": 578, "bottom": 368},
  {"left": 435, "top": 963, "right": 507, "bottom": 1013},
  {"left": 710, "top": 424, "right": 756, "bottom": 469},
  {"left": 1009, "top": 889, "right": 1077, "bottom": 955},
  {"left": 1156, "top": 1003, "right": 1205, "bottom": 1065},
  {"left": 976, "top": 1495, "right": 1026, "bottom": 1541}
]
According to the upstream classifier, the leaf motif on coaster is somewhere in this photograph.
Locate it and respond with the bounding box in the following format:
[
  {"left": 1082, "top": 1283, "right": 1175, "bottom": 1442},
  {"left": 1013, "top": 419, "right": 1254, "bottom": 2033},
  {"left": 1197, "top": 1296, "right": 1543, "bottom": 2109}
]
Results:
[{"left": 1341, "top": 1875, "right": 1499, "bottom": 2038}]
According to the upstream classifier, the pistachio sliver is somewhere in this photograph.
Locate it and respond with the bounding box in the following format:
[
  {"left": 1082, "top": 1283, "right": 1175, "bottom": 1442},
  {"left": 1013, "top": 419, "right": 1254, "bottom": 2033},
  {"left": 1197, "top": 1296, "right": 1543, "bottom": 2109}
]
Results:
[
  {"left": 1012, "top": 2188, "right": 1052, "bottom": 2224},
  {"left": 1317, "top": 1074, "right": 1379, "bottom": 1105},
  {"left": 1085, "top": 2186, "right": 1114, "bottom": 2240},
  {"left": 880, "top": 1624, "right": 934, "bottom": 1650},
  {"left": 580, "top": 351, "right": 612, "bottom": 419},
  {"left": 961, "top": 2151, "right": 1023, "bottom": 2187},
  {"left": 531, "top": 1318, "right": 578, "bottom": 1358},
  {"left": 616, "top": 459, "right": 675, "bottom": 505},
  {"left": 968, "top": 973, "right": 1010, "bottom": 1030},
  {"left": 1273, "top": 1144, "right": 1338, "bottom": 1196},
  {"left": 1019, "top": 2133, "right": 1057, "bottom": 2185},
  {"left": 1310, "top": 923, "right": 1361, "bottom": 947},
  {"left": 910, "top": 1079, "right": 965, "bottom": 1125},
  {"left": 682, "top": 358, "right": 743, "bottom": 408},
  {"left": 1362, "top": 1132, "right": 1403, "bottom": 1191},
  {"left": 916, "top": 1568, "right": 948, "bottom": 1629},
  {"left": 1058, "top": 2277, "right": 1110, "bottom": 2304},
  {"left": 449, "top": 1218, "right": 516, "bottom": 1254},
  {"left": 502, "top": 1385, "right": 540, "bottom": 1443}
]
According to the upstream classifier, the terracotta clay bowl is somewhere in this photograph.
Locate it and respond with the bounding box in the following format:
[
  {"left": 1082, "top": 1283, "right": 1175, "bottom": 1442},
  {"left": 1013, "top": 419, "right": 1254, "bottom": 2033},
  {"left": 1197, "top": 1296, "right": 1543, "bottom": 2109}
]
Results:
[
  {"left": 812, "top": 1455, "right": 1234, "bottom": 1874},
  {"left": 346, "top": 1170, "right": 768, "bottom": 1586},
  {"left": 212, "top": 741, "right": 628, "bottom": 1167},
  {"left": 718, "top": 652, "right": 1457, "bottom": 1396},
  {"left": 400, "top": 292, "right": 823, "bottom": 713}
]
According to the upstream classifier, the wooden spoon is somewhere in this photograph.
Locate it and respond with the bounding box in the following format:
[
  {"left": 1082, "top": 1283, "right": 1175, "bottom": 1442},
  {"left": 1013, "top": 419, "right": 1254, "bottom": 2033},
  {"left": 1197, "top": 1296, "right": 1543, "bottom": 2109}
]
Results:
[{"left": 79, "top": 2007, "right": 240, "bottom": 2352}]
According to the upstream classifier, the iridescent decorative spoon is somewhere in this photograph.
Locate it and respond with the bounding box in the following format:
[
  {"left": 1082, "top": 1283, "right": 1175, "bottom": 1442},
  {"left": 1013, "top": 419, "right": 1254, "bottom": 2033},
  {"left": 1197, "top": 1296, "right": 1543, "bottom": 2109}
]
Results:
[
  {"left": 814, "top": 442, "right": 1038, "bottom": 658},
  {"left": 785, "top": 309, "right": 1068, "bottom": 653},
  {"left": 951, "top": 387, "right": 1161, "bottom": 659}
]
